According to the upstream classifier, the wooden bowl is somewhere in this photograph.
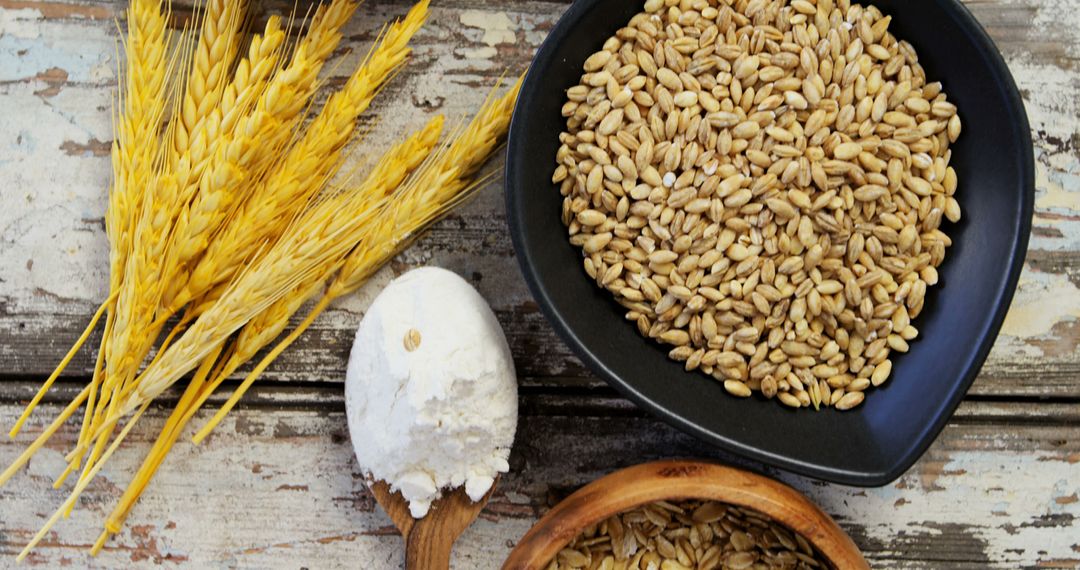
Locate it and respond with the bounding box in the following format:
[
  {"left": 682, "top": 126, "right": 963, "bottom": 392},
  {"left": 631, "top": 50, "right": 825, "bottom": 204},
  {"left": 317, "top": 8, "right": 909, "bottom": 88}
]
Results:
[{"left": 502, "top": 460, "right": 868, "bottom": 570}]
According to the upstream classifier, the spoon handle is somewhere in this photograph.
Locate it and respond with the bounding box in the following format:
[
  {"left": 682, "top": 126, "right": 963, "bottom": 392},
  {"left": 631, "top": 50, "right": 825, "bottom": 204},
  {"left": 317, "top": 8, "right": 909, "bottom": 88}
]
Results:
[{"left": 404, "top": 519, "right": 454, "bottom": 570}]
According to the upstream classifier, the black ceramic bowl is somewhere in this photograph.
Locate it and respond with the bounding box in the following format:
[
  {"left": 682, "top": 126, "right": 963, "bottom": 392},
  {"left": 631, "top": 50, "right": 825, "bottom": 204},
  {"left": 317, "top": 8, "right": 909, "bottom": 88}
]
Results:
[{"left": 505, "top": 0, "right": 1033, "bottom": 485}]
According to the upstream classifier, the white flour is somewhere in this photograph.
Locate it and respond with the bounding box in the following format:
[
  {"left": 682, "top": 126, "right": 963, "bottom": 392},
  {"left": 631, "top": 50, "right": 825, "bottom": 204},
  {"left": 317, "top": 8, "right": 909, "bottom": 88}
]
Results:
[{"left": 344, "top": 267, "right": 517, "bottom": 518}]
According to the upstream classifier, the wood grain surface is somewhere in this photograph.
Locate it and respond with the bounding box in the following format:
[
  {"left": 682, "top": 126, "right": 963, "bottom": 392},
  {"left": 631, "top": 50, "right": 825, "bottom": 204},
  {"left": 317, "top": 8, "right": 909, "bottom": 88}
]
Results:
[{"left": 0, "top": 0, "right": 1078, "bottom": 568}]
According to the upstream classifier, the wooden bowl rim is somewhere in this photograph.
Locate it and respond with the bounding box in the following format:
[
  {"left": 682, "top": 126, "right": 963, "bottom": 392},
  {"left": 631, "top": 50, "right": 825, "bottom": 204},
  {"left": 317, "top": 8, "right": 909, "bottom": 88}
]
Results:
[{"left": 502, "top": 460, "right": 868, "bottom": 570}]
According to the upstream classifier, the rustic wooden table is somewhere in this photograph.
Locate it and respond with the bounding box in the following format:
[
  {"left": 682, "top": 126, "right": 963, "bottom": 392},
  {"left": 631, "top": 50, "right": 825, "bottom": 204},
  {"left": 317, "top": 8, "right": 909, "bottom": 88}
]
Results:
[{"left": 0, "top": 0, "right": 1077, "bottom": 567}]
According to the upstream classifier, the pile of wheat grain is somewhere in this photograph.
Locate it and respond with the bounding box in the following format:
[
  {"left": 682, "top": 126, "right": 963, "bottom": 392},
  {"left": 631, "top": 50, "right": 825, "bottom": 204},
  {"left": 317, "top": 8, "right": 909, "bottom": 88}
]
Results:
[
  {"left": 555, "top": 0, "right": 961, "bottom": 411},
  {"left": 1, "top": 0, "right": 521, "bottom": 559},
  {"left": 548, "top": 499, "right": 829, "bottom": 570}
]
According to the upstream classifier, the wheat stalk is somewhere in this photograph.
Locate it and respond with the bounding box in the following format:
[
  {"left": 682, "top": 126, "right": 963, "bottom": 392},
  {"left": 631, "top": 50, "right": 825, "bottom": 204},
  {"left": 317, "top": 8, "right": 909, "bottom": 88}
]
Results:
[
  {"left": 124, "top": 115, "right": 441, "bottom": 420},
  {"left": 299, "top": 0, "right": 358, "bottom": 63},
  {"left": 157, "top": 0, "right": 364, "bottom": 313},
  {"left": 0, "top": 386, "right": 91, "bottom": 487},
  {"left": 158, "top": 16, "right": 291, "bottom": 309},
  {"left": 98, "top": 0, "right": 358, "bottom": 429},
  {"left": 111, "top": 0, "right": 172, "bottom": 278},
  {"left": 6, "top": 0, "right": 173, "bottom": 439},
  {"left": 190, "top": 114, "right": 444, "bottom": 419},
  {"left": 57, "top": 7, "right": 285, "bottom": 492},
  {"left": 157, "top": 0, "right": 351, "bottom": 303},
  {"left": 16, "top": 401, "right": 150, "bottom": 563},
  {"left": 218, "top": 278, "right": 330, "bottom": 385},
  {"left": 89, "top": 344, "right": 225, "bottom": 553},
  {"left": 176, "top": 0, "right": 430, "bottom": 313},
  {"left": 192, "top": 77, "right": 521, "bottom": 439},
  {"left": 49, "top": 115, "right": 428, "bottom": 469},
  {"left": 334, "top": 75, "right": 522, "bottom": 299},
  {"left": 9, "top": 2, "right": 182, "bottom": 503}
]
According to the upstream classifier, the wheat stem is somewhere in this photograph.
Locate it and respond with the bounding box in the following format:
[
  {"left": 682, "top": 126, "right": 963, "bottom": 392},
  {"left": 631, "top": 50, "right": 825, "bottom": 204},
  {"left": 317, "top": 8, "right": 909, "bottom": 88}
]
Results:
[
  {"left": 92, "top": 344, "right": 223, "bottom": 551},
  {"left": 194, "top": 294, "right": 330, "bottom": 443},
  {"left": 50, "top": 319, "right": 108, "bottom": 490},
  {"left": 0, "top": 386, "right": 90, "bottom": 487},
  {"left": 16, "top": 401, "right": 149, "bottom": 563},
  {"left": 9, "top": 296, "right": 112, "bottom": 438}
]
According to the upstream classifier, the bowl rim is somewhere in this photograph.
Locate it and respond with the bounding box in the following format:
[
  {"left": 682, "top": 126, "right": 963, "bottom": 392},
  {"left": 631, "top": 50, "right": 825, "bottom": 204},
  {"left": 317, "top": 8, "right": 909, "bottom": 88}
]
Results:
[
  {"left": 501, "top": 459, "right": 868, "bottom": 570},
  {"left": 505, "top": 0, "right": 1034, "bottom": 486}
]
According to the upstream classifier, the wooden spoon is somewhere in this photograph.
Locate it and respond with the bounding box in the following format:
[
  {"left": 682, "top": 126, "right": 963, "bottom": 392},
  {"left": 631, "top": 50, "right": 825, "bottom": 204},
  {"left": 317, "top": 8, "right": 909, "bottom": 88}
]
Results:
[{"left": 371, "top": 479, "right": 495, "bottom": 569}]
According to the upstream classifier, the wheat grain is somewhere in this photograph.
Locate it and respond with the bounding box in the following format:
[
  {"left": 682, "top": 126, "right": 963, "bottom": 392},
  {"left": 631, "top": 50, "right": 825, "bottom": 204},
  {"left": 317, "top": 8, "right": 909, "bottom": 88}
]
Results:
[
  {"left": 555, "top": 1, "right": 961, "bottom": 411},
  {"left": 169, "top": 0, "right": 247, "bottom": 163},
  {"left": 551, "top": 498, "right": 829, "bottom": 569}
]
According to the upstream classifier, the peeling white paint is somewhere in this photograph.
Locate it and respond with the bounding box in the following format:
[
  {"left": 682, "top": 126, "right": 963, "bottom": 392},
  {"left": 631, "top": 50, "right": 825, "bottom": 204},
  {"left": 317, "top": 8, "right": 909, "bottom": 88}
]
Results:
[
  {"left": 1036, "top": 159, "right": 1080, "bottom": 212},
  {"left": 1001, "top": 269, "right": 1080, "bottom": 338},
  {"left": 0, "top": 84, "right": 112, "bottom": 307},
  {"left": 459, "top": 10, "right": 517, "bottom": 47},
  {"left": 0, "top": 13, "right": 113, "bottom": 83},
  {"left": 1002, "top": 26, "right": 1080, "bottom": 252},
  {"left": 458, "top": 45, "right": 498, "bottom": 60},
  {"left": 0, "top": 7, "right": 44, "bottom": 40},
  {"left": 788, "top": 450, "right": 1080, "bottom": 566},
  {"left": 88, "top": 53, "right": 116, "bottom": 82}
]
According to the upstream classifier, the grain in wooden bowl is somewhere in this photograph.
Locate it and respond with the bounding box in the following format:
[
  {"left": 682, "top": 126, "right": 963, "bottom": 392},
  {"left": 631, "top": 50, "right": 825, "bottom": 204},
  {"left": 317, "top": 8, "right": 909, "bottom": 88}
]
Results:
[
  {"left": 502, "top": 460, "right": 867, "bottom": 570},
  {"left": 553, "top": 0, "right": 962, "bottom": 411},
  {"left": 549, "top": 499, "right": 830, "bottom": 569}
]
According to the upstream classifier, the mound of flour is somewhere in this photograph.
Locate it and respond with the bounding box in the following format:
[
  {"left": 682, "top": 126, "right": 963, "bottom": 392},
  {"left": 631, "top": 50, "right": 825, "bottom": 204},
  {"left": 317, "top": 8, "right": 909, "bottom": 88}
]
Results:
[{"left": 345, "top": 267, "right": 517, "bottom": 518}]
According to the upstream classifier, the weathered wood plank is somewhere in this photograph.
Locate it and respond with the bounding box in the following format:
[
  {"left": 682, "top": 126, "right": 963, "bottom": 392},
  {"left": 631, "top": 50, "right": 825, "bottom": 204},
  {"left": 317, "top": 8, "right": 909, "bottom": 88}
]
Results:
[
  {"left": 0, "top": 398, "right": 1077, "bottom": 568},
  {"left": 0, "top": 0, "right": 1079, "bottom": 397}
]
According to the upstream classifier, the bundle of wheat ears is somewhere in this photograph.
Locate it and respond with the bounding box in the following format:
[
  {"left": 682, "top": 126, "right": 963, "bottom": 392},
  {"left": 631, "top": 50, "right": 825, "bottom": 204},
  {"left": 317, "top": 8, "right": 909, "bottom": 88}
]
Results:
[{"left": 0, "top": 0, "right": 521, "bottom": 559}]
